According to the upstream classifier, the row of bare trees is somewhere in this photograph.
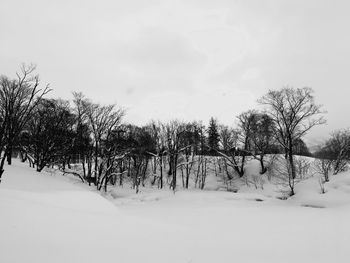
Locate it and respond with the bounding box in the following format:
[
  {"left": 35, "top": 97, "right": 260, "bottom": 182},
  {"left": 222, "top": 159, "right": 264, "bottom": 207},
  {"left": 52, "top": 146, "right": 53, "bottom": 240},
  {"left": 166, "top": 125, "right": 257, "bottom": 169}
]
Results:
[{"left": 3, "top": 65, "right": 349, "bottom": 195}]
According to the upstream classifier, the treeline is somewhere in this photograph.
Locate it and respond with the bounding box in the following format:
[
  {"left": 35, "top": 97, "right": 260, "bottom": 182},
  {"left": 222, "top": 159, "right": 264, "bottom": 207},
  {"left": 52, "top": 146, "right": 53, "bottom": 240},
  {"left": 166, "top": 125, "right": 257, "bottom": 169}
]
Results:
[
  {"left": 313, "top": 129, "right": 350, "bottom": 182},
  {"left": 1, "top": 64, "right": 349, "bottom": 195}
]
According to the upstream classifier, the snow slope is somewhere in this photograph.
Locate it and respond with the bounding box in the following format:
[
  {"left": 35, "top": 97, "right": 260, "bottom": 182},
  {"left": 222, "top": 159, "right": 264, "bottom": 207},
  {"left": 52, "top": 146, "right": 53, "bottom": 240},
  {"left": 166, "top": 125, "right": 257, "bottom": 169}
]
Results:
[{"left": 1, "top": 160, "right": 350, "bottom": 263}]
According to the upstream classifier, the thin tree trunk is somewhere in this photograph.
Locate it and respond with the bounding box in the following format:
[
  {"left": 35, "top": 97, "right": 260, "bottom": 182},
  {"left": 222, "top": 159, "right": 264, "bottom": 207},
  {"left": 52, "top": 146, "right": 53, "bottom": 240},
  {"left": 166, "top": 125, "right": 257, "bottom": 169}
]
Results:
[
  {"left": 172, "top": 154, "right": 177, "bottom": 191},
  {"left": 159, "top": 155, "right": 163, "bottom": 189},
  {"left": 6, "top": 146, "right": 12, "bottom": 165},
  {"left": 82, "top": 157, "right": 86, "bottom": 178},
  {"left": 259, "top": 156, "right": 267, "bottom": 174},
  {"left": 288, "top": 138, "right": 296, "bottom": 179},
  {"left": 0, "top": 156, "right": 6, "bottom": 182}
]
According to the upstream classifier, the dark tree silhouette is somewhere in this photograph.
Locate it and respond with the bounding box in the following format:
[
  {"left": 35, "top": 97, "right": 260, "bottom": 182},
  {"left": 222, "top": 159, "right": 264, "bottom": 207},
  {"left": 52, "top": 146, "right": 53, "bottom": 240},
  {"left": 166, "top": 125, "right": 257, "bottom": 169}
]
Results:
[
  {"left": 207, "top": 117, "right": 220, "bottom": 155},
  {"left": 0, "top": 64, "right": 50, "bottom": 180}
]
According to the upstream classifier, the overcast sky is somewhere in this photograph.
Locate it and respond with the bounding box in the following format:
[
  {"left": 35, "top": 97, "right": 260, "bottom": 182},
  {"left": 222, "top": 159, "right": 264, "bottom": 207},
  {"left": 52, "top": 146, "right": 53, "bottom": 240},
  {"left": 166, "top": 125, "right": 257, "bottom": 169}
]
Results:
[{"left": 1, "top": 0, "right": 350, "bottom": 144}]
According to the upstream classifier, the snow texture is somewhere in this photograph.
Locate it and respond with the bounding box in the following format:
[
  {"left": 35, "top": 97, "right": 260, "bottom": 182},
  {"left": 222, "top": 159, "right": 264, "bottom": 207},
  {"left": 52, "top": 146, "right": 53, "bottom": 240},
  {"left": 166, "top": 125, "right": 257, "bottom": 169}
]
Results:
[{"left": 0, "top": 160, "right": 349, "bottom": 263}]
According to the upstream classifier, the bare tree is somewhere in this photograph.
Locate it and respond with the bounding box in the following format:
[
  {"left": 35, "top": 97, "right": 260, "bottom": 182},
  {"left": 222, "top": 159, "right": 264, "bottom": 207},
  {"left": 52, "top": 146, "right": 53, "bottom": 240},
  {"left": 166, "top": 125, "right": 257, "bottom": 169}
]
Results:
[
  {"left": 23, "top": 99, "right": 74, "bottom": 172},
  {"left": 180, "top": 122, "right": 199, "bottom": 188},
  {"left": 313, "top": 158, "right": 333, "bottom": 182},
  {"left": 84, "top": 101, "right": 124, "bottom": 188},
  {"left": 219, "top": 125, "right": 238, "bottom": 152},
  {"left": 234, "top": 110, "right": 257, "bottom": 176},
  {"left": 315, "top": 129, "right": 350, "bottom": 176},
  {"left": 327, "top": 130, "right": 350, "bottom": 174},
  {"left": 162, "top": 120, "right": 188, "bottom": 191},
  {"left": 0, "top": 64, "right": 50, "bottom": 180},
  {"left": 144, "top": 121, "right": 167, "bottom": 189},
  {"left": 215, "top": 113, "right": 254, "bottom": 178},
  {"left": 218, "top": 125, "right": 239, "bottom": 180},
  {"left": 194, "top": 155, "right": 208, "bottom": 189},
  {"left": 72, "top": 92, "right": 92, "bottom": 178},
  {"left": 249, "top": 112, "right": 277, "bottom": 174},
  {"left": 259, "top": 87, "right": 325, "bottom": 195}
]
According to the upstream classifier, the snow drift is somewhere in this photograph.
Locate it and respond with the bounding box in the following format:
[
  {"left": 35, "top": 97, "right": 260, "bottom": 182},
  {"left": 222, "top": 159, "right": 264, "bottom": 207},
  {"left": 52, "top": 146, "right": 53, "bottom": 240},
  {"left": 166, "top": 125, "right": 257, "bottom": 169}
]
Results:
[{"left": 0, "top": 160, "right": 349, "bottom": 263}]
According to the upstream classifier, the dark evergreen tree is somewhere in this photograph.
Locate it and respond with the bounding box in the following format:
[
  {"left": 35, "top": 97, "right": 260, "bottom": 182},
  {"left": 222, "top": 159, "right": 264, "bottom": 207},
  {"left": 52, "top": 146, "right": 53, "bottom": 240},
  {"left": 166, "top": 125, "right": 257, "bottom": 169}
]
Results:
[{"left": 207, "top": 117, "right": 220, "bottom": 155}]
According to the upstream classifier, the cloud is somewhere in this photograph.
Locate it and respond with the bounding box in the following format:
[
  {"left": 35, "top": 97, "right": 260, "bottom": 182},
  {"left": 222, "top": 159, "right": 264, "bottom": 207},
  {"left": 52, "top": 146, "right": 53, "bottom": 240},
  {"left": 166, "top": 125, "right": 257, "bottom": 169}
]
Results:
[{"left": 1, "top": 0, "right": 350, "bottom": 141}]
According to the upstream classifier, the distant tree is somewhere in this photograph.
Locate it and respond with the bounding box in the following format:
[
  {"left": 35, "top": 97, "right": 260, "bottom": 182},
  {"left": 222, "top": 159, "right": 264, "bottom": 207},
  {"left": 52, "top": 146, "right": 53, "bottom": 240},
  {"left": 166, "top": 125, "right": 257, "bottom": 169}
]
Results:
[
  {"left": 217, "top": 125, "right": 239, "bottom": 180},
  {"left": 179, "top": 122, "right": 198, "bottom": 188},
  {"left": 219, "top": 125, "right": 238, "bottom": 152},
  {"left": 315, "top": 129, "right": 350, "bottom": 175},
  {"left": 23, "top": 99, "right": 74, "bottom": 172},
  {"left": 248, "top": 112, "right": 277, "bottom": 174},
  {"left": 293, "top": 138, "right": 311, "bottom": 156},
  {"left": 328, "top": 130, "right": 350, "bottom": 174},
  {"left": 163, "top": 120, "right": 187, "bottom": 191},
  {"left": 129, "top": 125, "right": 156, "bottom": 191},
  {"left": 83, "top": 101, "right": 124, "bottom": 188},
  {"left": 219, "top": 111, "right": 275, "bottom": 177},
  {"left": 99, "top": 124, "right": 151, "bottom": 193},
  {"left": 259, "top": 87, "right": 325, "bottom": 195},
  {"left": 207, "top": 117, "right": 220, "bottom": 154},
  {"left": 144, "top": 121, "right": 165, "bottom": 188},
  {"left": 72, "top": 92, "right": 92, "bottom": 178},
  {"left": 313, "top": 157, "right": 333, "bottom": 183},
  {"left": 236, "top": 110, "right": 262, "bottom": 175},
  {"left": 195, "top": 121, "right": 207, "bottom": 155},
  {"left": 194, "top": 152, "right": 208, "bottom": 190},
  {"left": 217, "top": 112, "right": 277, "bottom": 177}
]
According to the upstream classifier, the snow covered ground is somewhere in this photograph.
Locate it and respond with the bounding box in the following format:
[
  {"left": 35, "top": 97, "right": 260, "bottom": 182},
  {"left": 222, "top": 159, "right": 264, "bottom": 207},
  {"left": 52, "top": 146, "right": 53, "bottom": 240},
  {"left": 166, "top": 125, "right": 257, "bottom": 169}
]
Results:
[{"left": 1, "top": 160, "right": 349, "bottom": 263}]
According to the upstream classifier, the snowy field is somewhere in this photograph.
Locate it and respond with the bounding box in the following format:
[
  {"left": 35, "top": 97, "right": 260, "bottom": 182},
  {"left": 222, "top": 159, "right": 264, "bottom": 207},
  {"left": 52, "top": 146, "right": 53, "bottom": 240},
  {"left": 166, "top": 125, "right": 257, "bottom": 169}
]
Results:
[{"left": 1, "top": 160, "right": 350, "bottom": 263}]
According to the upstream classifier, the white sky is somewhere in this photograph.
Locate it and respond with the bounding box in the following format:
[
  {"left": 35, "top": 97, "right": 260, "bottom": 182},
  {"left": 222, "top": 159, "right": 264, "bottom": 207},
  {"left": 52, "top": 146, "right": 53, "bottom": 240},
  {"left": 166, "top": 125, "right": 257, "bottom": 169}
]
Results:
[{"left": 1, "top": 0, "right": 350, "bottom": 145}]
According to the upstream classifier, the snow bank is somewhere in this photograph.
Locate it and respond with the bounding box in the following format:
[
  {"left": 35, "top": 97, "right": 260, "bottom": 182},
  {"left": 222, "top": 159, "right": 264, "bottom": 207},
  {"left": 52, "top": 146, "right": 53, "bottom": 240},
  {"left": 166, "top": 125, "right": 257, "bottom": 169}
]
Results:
[
  {"left": 1, "top": 160, "right": 350, "bottom": 263},
  {"left": 289, "top": 171, "right": 350, "bottom": 208},
  {"left": 0, "top": 161, "right": 179, "bottom": 263}
]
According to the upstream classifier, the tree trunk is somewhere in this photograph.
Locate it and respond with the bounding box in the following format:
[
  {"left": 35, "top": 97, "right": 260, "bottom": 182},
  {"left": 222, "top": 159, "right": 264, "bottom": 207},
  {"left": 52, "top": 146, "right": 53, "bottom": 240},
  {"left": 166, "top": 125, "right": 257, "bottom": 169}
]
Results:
[
  {"left": 87, "top": 155, "right": 92, "bottom": 177},
  {"left": 168, "top": 154, "right": 174, "bottom": 177},
  {"left": 200, "top": 158, "right": 207, "bottom": 190},
  {"left": 6, "top": 146, "right": 12, "bottom": 165},
  {"left": 181, "top": 167, "right": 185, "bottom": 188},
  {"left": 141, "top": 158, "right": 149, "bottom": 187},
  {"left": 94, "top": 142, "right": 99, "bottom": 178},
  {"left": 0, "top": 156, "right": 6, "bottom": 183},
  {"left": 119, "top": 161, "right": 124, "bottom": 186},
  {"left": 185, "top": 164, "right": 190, "bottom": 189},
  {"left": 288, "top": 138, "right": 296, "bottom": 179},
  {"left": 82, "top": 157, "right": 86, "bottom": 178},
  {"left": 171, "top": 154, "right": 177, "bottom": 191},
  {"left": 159, "top": 155, "right": 163, "bottom": 189},
  {"left": 37, "top": 162, "right": 45, "bottom": 172},
  {"left": 259, "top": 156, "right": 267, "bottom": 174},
  {"left": 239, "top": 154, "right": 245, "bottom": 177}
]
